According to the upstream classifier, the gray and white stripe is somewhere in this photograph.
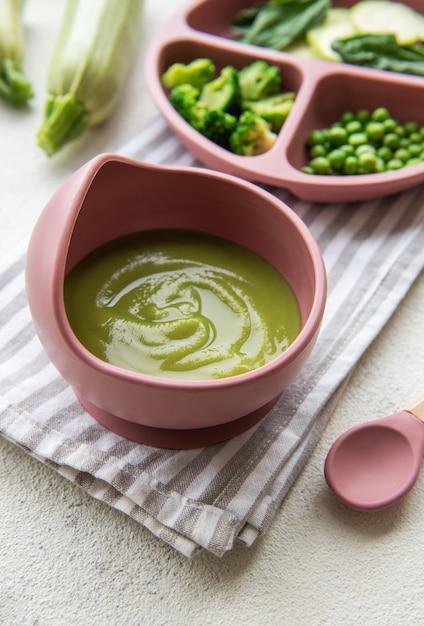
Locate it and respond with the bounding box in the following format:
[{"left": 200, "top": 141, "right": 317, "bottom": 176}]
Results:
[{"left": 1, "top": 118, "right": 423, "bottom": 557}]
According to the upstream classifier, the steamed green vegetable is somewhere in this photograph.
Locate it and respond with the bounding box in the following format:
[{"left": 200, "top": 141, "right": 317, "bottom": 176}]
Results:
[
  {"left": 37, "top": 0, "right": 144, "bottom": 156},
  {"left": 231, "top": 0, "right": 330, "bottom": 51},
  {"left": 161, "top": 58, "right": 216, "bottom": 90},
  {"left": 232, "top": 0, "right": 424, "bottom": 80},
  {"left": 163, "top": 59, "right": 295, "bottom": 155},
  {"left": 242, "top": 93, "right": 295, "bottom": 133},
  {"left": 168, "top": 82, "right": 239, "bottom": 147},
  {"left": 0, "top": 0, "right": 33, "bottom": 106},
  {"left": 303, "top": 107, "right": 424, "bottom": 176},
  {"left": 332, "top": 34, "right": 424, "bottom": 76},
  {"left": 199, "top": 65, "right": 241, "bottom": 115},
  {"left": 238, "top": 60, "right": 281, "bottom": 100},
  {"left": 229, "top": 110, "right": 277, "bottom": 156}
]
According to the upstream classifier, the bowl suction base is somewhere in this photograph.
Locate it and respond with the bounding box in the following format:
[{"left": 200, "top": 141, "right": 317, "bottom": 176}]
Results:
[{"left": 74, "top": 391, "right": 281, "bottom": 449}]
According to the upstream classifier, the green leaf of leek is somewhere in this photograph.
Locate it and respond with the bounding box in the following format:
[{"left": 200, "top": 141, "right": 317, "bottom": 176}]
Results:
[{"left": 0, "top": 58, "right": 33, "bottom": 107}]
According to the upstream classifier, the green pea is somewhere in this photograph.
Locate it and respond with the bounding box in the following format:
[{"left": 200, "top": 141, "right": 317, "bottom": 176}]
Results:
[
  {"left": 394, "top": 148, "right": 410, "bottom": 163},
  {"left": 301, "top": 166, "right": 314, "bottom": 174},
  {"left": 328, "top": 149, "right": 346, "bottom": 171},
  {"left": 340, "top": 111, "right": 355, "bottom": 125},
  {"left": 406, "top": 158, "right": 422, "bottom": 166},
  {"left": 383, "top": 118, "right": 397, "bottom": 132},
  {"left": 310, "top": 144, "right": 327, "bottom": 158},
  {"left": 382, "top": 133, "right": 400, "bottom": 149},
  {"left": 399, "top": 137, "right": 410, "bottom": 148},
  {"left": 375, "top": 157, "right": 386, "bottom": 173},
  {"left": 372, "top": 107, "right": 390, "bottom": 122},
  {"left": 365, "top": 121, "right": 385, "bottom": 143},
  {"left": 340, "top": 144, "right": 355, "bottom": 155},
  {"left": 307, "top": 130, "right": 326, "bottom": 146},
  {"left": 377, "top": 146, "right": 393, "bottom": 161},
  {"left": 310, "top": 156, "right": 331, "bottom": 174},
  {"left": 358, "top": 152, "right": 378, "bottom": 172},
  {"left": 394, "top": 125, "right": 406, "bottom": 138},
  {"left": 404, "top": 121, "right": 419, "bottom": 135},
  {"left": 328, "top": 126, "right": 348, "bottom": 147},
  {"left": 345, "top": 120, "right": 362, "bottom": 134},
  {"left": 348, "top": 132, "right": 368, "bottom": 147},
  {"left": 344, "top": 155, "right": 358, "bottom": 175},
  {"left": 408, "top": 143, "right": 422, "bottom": 157},
  {"left": 356, "top": 109, "right": 371, "bottom": 124},
  {"left": 409, "top": 132, "right": 422, "bottom": 144},
  {"left": 386, "top": 158, "right": 404, "bottom": 170},
  {"left": 356, "top": 144, "right": 376, "bottom": 156}
]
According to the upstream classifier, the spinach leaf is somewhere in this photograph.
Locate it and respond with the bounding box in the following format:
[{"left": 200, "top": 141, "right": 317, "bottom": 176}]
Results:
[
  {"left": 232, "top": 3, "right": 264, "bottom": 31},
  {"left": 232, "top": 0, "right": 330, "bottom": 51},
  {"left": 332, "top": 34, "right": 424, "bottom": 77}
]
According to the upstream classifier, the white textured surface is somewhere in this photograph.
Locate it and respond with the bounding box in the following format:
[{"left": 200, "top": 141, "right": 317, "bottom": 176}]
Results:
[{"left": 1, "top": 1, "right": 424, "bottom": 624}]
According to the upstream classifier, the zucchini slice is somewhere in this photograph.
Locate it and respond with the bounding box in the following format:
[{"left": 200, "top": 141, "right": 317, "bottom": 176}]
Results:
[
  {"left": 307, "top": 9, "right": 356, "bottom": 61},
  {"left": 350, "top": 0, "right": 423, "bottom": 45}
]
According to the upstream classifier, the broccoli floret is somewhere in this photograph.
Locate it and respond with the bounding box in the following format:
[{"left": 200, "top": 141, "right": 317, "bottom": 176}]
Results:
[
  {"left": 238, "top": 60, "right": 282, "bottom": 101},
  {"left": 169, "top": 84, "right": 211, "bottom": 132},
  {"left": 199, "top": 66, "right": 241, "bottom": 115},
  {"left": 201, "top": 109, "right": 238, "bottom": 147},
  {"left": 243, "top": 92, "right": 295, "bottom": 132},
  {"left": 168, "top": 84, "right": 237, "bottom": 147},
  {"left": 167, "top": 61, "right": 285, "bottom": 156},
  {"left": 168, "top": 83, "right": 202, "bottom": 121},
  {"left": 161, "top": 58, "right": 216, "bottom": 89},
  {"left": 229, "top": 111, "right": 277, "bottom": 156}
]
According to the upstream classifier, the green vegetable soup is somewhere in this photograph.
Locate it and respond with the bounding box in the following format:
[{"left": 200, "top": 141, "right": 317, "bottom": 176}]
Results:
[{"left": 64, "top": 230, "right": 301, "bottom": 380}]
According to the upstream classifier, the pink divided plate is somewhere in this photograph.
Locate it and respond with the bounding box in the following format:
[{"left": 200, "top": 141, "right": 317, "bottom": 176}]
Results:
[{"left": 144, "top": 0, "right": 424, "bottom": 203}]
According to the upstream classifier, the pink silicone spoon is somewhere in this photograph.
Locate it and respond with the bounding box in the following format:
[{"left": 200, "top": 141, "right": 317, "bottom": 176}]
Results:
[{"left": 324, "top": 396, "right": 424, "bottom": 511}]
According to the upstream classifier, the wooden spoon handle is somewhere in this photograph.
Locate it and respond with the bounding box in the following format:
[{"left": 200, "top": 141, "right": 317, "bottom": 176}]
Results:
[{"left": 406, "top": 396, "right": 424, "bottom": 422}]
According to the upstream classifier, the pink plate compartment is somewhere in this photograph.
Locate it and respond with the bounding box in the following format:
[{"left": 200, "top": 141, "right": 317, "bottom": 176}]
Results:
[{"left": 144, "top": 0, "right": 424, "bottom": 203}]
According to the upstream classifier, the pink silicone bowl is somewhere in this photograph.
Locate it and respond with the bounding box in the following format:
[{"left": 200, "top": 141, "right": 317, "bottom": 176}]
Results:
[
  {"left": 25, "top": 154, "right": 326, "bottom": 448},
  {"left": 144, "top": 0, "right": 424, "bottom": 203}
]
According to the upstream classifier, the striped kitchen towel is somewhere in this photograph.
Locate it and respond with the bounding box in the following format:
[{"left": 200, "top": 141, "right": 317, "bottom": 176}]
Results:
[{"left": 1, "top": 117, "right": 423, "bottom": 557}]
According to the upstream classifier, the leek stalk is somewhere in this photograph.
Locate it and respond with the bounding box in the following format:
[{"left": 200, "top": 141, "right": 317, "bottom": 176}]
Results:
[
  {"left": 0, "top": 0, "right": 33, "bottom": 106},
  {"left": 37, "top": 0, "right": 144, "bottom": 156}
]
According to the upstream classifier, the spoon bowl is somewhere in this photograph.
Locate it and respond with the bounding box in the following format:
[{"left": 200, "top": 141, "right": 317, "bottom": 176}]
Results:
[{"left": 324, "top": 397, "right": 424, "bottom": 511}]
